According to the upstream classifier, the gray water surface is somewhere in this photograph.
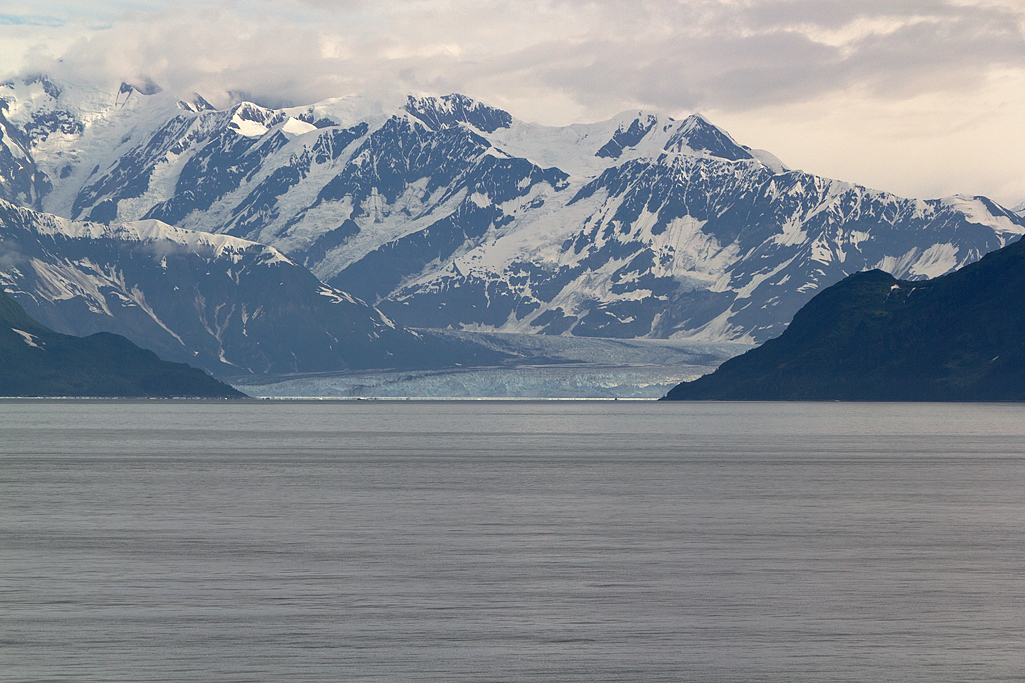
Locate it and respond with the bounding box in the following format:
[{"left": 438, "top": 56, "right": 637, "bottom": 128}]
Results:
[{"left": 2, "top": 400, "right": 1024, "bottom": 682}]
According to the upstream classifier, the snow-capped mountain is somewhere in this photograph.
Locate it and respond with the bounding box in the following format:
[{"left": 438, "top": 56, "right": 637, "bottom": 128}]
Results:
[
  {"left": 0, "top": 199, "right": 501, "bottom": 375},
  {"left": 3, "top": 74, "right": 1024, "bottom": 346}
]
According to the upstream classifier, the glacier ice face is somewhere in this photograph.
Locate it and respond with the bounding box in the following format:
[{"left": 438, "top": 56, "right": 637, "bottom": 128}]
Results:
[
  {"left": 229, "top": 332, "right": 752, "bottom": 399},
  {"left": 230, "top": 365, "right": 706, "bottom": 399}
]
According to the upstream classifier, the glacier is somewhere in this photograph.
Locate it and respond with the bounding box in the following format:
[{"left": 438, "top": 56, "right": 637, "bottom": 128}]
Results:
[{"left": 229, "top": 332, "right": 751, "bottom": 399}]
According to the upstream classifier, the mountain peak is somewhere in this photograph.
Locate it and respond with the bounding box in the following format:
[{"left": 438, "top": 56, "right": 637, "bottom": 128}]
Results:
[
  {"left": 664, "top": 114, "right": 754, "bottom": 162},
  {"left": 178, "top": 93, "right": 216, "bottom": 113},
  {"left": 595, "top": 114, "right": 659, "bottom": 159},
  {"left": 404, "top": 94, "right": 513, "bottom": 133},
  {"left": 119, "top": 79, "right": 163, "bottom": 97}
]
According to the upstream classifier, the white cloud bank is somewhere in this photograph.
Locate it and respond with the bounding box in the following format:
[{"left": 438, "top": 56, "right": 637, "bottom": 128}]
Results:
[{"left": 1, "top": 0, "right": 1024, "bottom": 205}]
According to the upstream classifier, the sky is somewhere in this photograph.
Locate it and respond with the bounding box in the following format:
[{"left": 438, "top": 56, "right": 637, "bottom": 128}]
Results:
[{"left": 2, "top": 0, "right": 1024, "bottom": 207}]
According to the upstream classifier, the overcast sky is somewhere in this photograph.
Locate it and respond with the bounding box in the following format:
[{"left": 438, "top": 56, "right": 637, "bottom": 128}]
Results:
[{"left": 2, "top": 0, "right": 1023, "bottom": 206}]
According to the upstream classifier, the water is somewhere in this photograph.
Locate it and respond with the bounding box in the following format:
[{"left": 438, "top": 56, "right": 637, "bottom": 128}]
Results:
[{"left": 2, "top": 400, "right": 1024, "bottom": 682}]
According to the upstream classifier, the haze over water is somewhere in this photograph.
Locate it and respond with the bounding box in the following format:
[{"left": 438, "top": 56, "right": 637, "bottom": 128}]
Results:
[{"left": 3, "top": 400, "right": 1024, "bottom": 681}]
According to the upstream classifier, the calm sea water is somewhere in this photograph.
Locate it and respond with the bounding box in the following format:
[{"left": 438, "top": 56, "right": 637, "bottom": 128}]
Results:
[{"left": 2, "top": 400, "right": 1024, "bottom": 682}]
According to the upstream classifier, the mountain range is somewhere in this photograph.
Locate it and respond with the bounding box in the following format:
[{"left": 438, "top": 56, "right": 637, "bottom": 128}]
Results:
[
  {"left": 663, "top": 233, "right": 1025, "bottom": 401},
  {"left": 2, "top": 74, "right": 1024, "bottom": 380},
  {"left": 0, "top": 199, "right": 505, "bottom": 375}
]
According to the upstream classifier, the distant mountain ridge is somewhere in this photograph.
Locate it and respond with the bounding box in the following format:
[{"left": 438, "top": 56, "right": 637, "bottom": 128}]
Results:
[
  {"left": 663, "top": 235, "right": 1025, "bottom": 401},
  {"left": 0, "top": 286, "right": 242, "bottom": 397},
  {"left": 2, "top": 74, "right": 1023, "bottom": 354},
  {"left": 0, "top": 199, "right": 506, "bottom": 375}
]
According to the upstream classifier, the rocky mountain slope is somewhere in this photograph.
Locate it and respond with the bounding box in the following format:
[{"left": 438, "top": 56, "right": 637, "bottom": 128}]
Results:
[
  {"left": 0, "top": 199, "right": 504, "bottom": 375},
  {"left": 0, "top": 286, "right": 242, "bottom": 397},
  {"left": 663, "top": 235, "right": 1025, "bottom": 401},
  {"left": 3, "top": 75, "right": 1023, "bottom": 350}
]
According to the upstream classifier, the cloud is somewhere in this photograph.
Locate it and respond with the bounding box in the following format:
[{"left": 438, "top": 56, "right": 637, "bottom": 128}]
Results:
[
  {"left": 0, "top": 14, "right": 66, "bottom": 28},
  {"left": 0, "top": 244, "right": 28, "bottom": 271},
  {"left": 532, "top": 0, "right": 1025, "bottom": 112},
  {"left": 7, "top": 1, "right": 1020, "bottom": 115}
]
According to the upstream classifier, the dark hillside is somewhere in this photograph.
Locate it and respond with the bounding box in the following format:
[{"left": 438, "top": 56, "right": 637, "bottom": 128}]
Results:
[
  {"left": 1, "top": 288, "right": 245, "bottom": 397},
  {"left": 664, "top": 236, "right": 1025, "bottom": 401}
]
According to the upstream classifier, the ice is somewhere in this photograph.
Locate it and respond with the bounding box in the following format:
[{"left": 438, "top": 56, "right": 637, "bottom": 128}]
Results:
[
  {"left": 229, "top": 330, "right": 752, "bottom": 399},
  {"left": 910, "top": 243, "right": 959, "bottom": 279},
  {"left": 942, "top": 195, "right": 1025, "bottom": 240},
  {"left": 11, "top": 328, "right": 44, "bottom": 349},
  {"left": 281, "top": 118, "right": 317, "bottom": 137}
]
